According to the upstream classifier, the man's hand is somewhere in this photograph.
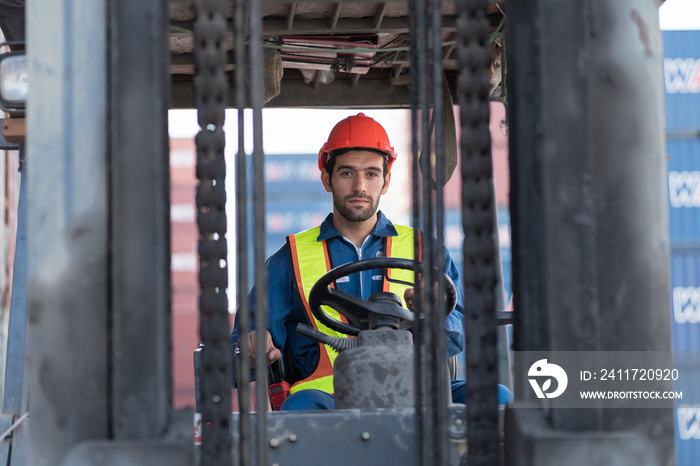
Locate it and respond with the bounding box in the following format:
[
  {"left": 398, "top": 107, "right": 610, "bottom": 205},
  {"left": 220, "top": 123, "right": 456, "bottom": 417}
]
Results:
[
  {"left": 404, "top": 288, "right": 416, "bottom": 311},
  {"left": 404, "top": 279, "right": 453, "bottom": 312},
  {"left": 247, "top": 330, "right": 281, "bottom": 366}
]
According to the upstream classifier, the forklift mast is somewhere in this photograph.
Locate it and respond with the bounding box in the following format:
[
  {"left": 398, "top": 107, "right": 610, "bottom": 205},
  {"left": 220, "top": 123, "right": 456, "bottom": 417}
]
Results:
[{"left": 0, "top": 0, "right": 675, "bottom": 465}]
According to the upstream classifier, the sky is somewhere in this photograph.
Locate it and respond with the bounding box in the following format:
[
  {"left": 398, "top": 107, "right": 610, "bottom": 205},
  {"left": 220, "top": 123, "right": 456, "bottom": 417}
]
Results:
[{"left": 659, "top": 0, "right": 700, "bottom": 30}]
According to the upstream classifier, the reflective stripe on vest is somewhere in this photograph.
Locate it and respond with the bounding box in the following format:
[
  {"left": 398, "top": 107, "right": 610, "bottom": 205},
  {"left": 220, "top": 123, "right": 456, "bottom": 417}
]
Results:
[
  {"left": 288, "top": 227, "right": 346, "bottom": 394},
  {"left": 288, "top": 224, "right": 420, "bottom": 395},
  {"left": 383, "top": 224, "right": 421, "bottom": 308}
]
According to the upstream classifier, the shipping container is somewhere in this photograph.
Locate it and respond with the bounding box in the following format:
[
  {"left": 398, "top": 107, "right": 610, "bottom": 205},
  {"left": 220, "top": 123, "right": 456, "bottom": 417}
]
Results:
[
  {"left": 265, "top": 200, "right": 329, "bottom": 255},
  {"left": 265, "top": 153, "right": 326, "bottom": 197},
  {"left": 674, "top": 364, "right": 700, "bottom": 466},
  {"left": 663, "top": 31, "right": 700, "bottom": 133},
  {"left": 442, "top": 102, "right": 510, "bottom": 208},
  {"left": 445, "top": 206, "right": 512, "bottom": 305},
  {"left": 664, "top": 29, "right": 700, "bottom": 466},
  {"left": 170, "top": 138, "right": 200, "bottom": 409},
  {"left": 670, "top": 249, "right": 700, "bottom": 354},
  {"left": 668, "top": 140, "right": 700, "bottom": 246},
  {"left": 259, "top": 153, "right": 330, "bottom": 256},
  {"left": 447, "top": 207, "right": 512, "bottom": 382}
]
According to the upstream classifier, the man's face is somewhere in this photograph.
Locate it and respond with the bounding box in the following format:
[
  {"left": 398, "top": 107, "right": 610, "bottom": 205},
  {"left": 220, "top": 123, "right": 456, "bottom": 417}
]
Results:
[{"left": 321, "top": 150, "right": 392, "bottom": 223}]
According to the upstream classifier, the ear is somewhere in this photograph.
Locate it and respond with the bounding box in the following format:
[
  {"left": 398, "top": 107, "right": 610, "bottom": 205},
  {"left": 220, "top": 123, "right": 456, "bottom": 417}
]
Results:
[
  {"left": 321, "top": 169, "right": 332, "bottom": 193},
  {"left": 381, "top": 170, "right": 392, "bottom": 195}
]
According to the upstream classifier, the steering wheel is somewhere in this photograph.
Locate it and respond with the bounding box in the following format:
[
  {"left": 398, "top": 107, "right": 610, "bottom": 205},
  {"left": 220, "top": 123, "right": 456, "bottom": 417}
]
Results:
[{"left": 307, "top": 258, "right": 458, "bottom": 336}]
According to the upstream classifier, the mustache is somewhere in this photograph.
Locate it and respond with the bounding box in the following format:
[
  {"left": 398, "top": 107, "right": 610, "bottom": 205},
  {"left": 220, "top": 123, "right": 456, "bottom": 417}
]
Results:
[{"left": 345, "top": 194, "right": 373, "bottom": 202}]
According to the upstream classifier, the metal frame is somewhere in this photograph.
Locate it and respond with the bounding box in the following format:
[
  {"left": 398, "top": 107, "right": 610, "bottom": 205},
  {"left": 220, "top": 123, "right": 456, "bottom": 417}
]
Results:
[
  {"left": 229, "top": 407, "right": 466, "bottom": 466},
  {"left": 506, "top": 1, "right": 674, "bottom": 464},
  {"left": 26, "top": 0, "right": 190, "bottom": 464},
  {"left": 1, "top": 163, "right": 28, "bottom": 466},
  {"left": 26, "top": 1, "right": 110, "bottom": 462},
  {"left": 231, "top": 0, "right": 270, "bottom": 462},
  {"left": 3, "top": 167, "right": 26, "bottom": 415},
  {"left": 167, "top": 2, "right": 506, "bottom": 109},
  {"left": 108, "top": 0, "right": 173, "bottom": 439},
  {"left": 1, "top": 0, "right": 679, "bottom": 464}
]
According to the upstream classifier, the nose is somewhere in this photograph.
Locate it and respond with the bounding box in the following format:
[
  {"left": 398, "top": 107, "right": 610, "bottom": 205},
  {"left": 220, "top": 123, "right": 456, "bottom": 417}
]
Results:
[{"left": 352, "top": 174, "right": 368, "bottom": 193}]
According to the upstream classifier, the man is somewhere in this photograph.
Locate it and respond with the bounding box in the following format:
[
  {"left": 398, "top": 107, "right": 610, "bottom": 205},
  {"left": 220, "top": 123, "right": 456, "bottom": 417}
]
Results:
[{"left": 230, "top": 113, "right": 466, "bottom": 410}]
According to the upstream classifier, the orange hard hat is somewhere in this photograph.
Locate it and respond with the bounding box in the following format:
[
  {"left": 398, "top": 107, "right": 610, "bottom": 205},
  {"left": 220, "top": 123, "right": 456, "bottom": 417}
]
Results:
[{"left": 318, "top": 113, "right": 397, "bottom": 171}]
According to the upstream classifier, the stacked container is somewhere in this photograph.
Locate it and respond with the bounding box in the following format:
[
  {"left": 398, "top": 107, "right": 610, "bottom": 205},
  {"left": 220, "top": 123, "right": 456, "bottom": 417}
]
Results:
[
  {"left": 444, "top": 102, "right": 512, "bottom": 381},
  {"left": 443, "top": 102, "right": 512, "bottom": 305},
  {"left": 663, "top": 30, "right": 700, "bottom": 465},
  {"left": 264, "top": 153, "right": 329, "bottom": 257},
  {"left": 169, "top": 137, "right": 201, "bottom": 409}
]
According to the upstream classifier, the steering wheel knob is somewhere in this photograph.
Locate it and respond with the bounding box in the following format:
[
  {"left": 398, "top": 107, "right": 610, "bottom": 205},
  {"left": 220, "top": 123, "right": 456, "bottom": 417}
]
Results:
[{"left": 367, "top": 291, "right": 402, "bottom": 306}]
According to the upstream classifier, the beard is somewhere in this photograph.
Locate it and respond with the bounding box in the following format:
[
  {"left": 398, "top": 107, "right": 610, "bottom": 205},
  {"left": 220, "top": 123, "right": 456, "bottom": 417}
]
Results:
[{"left": 333, "top": 192, "right": 380, "bottom": 222}]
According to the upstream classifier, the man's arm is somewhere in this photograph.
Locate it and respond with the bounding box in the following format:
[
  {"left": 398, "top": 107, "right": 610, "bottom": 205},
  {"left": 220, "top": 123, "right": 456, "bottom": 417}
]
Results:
[
  {"left": 443, "top": 246, "right": 465, "bottom": 358},
  {"left": 230, "top": 244, "right": 295, "bottom": 388}
]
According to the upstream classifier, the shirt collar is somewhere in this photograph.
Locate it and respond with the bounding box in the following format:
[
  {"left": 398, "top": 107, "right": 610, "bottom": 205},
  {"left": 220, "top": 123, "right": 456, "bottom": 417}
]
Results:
[{"left": 317, "top": 210, "right": 398, "bottom": 242}]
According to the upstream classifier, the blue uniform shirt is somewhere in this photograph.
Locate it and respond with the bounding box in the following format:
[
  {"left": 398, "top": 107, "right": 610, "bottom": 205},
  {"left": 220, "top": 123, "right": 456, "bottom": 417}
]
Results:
[{"left": 230, "top": 211, "right": 465, "bottom": 387}]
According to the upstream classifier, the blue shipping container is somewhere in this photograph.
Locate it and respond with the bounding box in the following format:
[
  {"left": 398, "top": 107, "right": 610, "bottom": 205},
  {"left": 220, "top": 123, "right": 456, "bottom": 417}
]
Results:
[
  {"left": 265, "top": 153, "right": 327, "bottom": 199},
  {"left": 663, "top": 31, "right": 700, "bottom": 132},
  {"left": 670, "top": 248, "right": 700, "bottom": 354},
  {"left": 240, "top": 153, "right": 328, "bottom": 268},
  {"left": 674, "top": 363, "right": 700, "bottom": 466},
  {"left": 445, "top": 206, "right": 512, "bottom": 382},
  {"left": 445, "top": 207, "right": 512, "bottom": 306},
  {"left": 266, "top": 199, "right": 329, "bottom": 256},
  {"left": 668, "top": 140, "right": 700, "bottom": 246},
  {"left": 664, "top": 30, "right": 700, "bottom": 466}
]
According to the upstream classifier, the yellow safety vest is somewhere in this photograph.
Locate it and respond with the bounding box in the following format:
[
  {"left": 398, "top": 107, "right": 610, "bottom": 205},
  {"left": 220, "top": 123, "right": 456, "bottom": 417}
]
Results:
[{"left": 287, "top": 224, "right": 420, "bottom": 394}]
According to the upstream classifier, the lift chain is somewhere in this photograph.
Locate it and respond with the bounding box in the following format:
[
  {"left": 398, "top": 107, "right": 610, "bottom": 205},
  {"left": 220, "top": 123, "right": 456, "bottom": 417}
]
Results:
[
  {"left": 193, "top": 0, "right": 232, "bottom": 464},
  {"left": 456, "top": 0, "right": 500, "bottom": 464}
]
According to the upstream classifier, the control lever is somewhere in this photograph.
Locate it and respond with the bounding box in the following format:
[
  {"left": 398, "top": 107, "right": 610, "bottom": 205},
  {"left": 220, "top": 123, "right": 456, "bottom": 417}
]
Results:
[
  {"left": 295, "top": 324, "right": 359, "bottom": 352},
  {"left": 267, "top": 359, "right": 290, "bottom": 411},
  {"left": 236, "top": 343, "right": 290, "bottom": 411}
]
